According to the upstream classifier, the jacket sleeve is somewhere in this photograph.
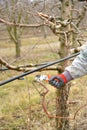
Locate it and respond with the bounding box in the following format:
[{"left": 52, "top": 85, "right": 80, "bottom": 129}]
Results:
[{"left": 65, "top": 45, "right": 87, "bottom": 79}]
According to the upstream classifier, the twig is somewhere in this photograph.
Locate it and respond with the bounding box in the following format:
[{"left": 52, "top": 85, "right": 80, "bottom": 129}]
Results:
[{"left": 33, "top": 80, "right": 87, "bottom": 120}]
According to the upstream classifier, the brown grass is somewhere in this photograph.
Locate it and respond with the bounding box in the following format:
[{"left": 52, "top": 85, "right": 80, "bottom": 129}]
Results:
[{"left": 0, "top": 36, "right": 87, "bottom": 130}]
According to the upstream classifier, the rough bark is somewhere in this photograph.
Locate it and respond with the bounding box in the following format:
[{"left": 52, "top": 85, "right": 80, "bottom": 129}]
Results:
[{"left": 56, "top": 0, "right": 72, "bottom": 130}]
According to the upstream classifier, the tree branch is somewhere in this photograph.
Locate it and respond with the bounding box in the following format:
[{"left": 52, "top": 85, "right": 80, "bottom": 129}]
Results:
[
  {"left": 0, "top": 17, "right": 45, "bottom": 28},
  {"left": 0, "top": 57, "right": 61, "bottom": 72},
  {"left": 38, "top": 12, "right": 74, "bottom": 35}
]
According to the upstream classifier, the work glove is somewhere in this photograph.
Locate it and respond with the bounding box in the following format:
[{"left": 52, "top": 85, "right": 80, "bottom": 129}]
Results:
[{"left": 49, "top": 74, "right": 67, "bottom": 89}]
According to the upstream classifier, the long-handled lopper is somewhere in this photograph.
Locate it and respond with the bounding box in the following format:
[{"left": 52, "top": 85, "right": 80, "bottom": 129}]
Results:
[{"left": 0, "top": 52, "right": 80, "bottom": 86}]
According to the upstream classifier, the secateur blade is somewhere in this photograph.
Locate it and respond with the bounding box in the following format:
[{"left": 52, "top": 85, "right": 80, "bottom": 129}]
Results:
[{"left": 35, "top": 75, "right": 49, "bottom": 82}]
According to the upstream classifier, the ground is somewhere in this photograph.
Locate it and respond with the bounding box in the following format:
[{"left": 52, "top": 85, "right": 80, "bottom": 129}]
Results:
[{"left": 0, "top": 36, "right": 87, "bottom": 130}]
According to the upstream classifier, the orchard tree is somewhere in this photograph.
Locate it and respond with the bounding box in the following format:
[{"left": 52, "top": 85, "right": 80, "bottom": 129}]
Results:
[
  {"left": 0, "top": 0, "right": 39, "bottom": 57},
  {"left": 0, "top": 0, "right": 23, "bottom": 57},
  {"left": 38, "top": 0, "right": 87, "bottom": 130}
]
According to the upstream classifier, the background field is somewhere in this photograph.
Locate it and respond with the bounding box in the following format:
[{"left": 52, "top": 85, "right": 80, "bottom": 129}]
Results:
[{"left": 0, "top": 36, "right": 87, "bottom": 130}]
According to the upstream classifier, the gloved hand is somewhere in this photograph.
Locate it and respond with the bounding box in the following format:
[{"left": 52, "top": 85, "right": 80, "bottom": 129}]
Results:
[{"left": 49, "top": 74, "right": 67, "bottom": 88}]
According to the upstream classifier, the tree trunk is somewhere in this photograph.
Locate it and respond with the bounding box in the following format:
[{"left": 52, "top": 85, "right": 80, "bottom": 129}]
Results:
[
  {"left": 7, "top": 25, "right": 21, "bottom": 58},
  {"left": 15, "top": 39, "right": 21, "bottom": 58},
  {"left": 43, "top": 26, "right": 47, "bottom": 38},
  {"left": 56, "top": 0, "right": 72, "bottom": 130}
]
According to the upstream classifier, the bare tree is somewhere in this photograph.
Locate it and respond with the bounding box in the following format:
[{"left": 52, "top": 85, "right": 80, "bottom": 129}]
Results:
[
  {"left": 0, "top": 0, "right": 42, "bottom": 57},
  {"left": 38, "top": 0, "right": 87, "bottom": 130},
  {"left": 0, "top": 0, "right": 87, "bottom": 130}
]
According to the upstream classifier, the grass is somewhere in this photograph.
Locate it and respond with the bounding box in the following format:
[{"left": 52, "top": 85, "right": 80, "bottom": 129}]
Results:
[
  {"left": 0, "top": 36, "right": 87, "bottom": 130},
  {"left": 0, "top": 35, "right": 58, "bottom": 48}
]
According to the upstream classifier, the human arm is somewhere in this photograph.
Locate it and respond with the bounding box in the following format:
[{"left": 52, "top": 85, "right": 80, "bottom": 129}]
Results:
[{"left": 49, "top": 46, "right": 87, "bottom": 88}]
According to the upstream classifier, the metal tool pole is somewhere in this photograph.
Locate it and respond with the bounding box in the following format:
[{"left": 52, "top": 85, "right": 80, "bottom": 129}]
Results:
[{"left": 0, "top": 52, "right": 80, "bottom": 86}]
